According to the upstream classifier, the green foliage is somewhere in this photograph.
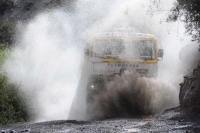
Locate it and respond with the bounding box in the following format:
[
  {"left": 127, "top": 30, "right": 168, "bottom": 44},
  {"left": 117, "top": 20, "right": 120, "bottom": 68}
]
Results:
[
  {"left": 48, "top": 0, "right": 71, "bottom": 6},
  {"left": 0, "top": 0, "right": 15, "bottom": 47},
  {"left": 47, "top": 0, "right": 76, "bottom": 11},
  {"left": 168, "top": 0, "right": 200, "bottom": 42},
  {"left": 0, "top": 22, "right": 15, "bottom": 46},
  {"left": 0, "top": 47, "right": 29, "bottom": 125}
]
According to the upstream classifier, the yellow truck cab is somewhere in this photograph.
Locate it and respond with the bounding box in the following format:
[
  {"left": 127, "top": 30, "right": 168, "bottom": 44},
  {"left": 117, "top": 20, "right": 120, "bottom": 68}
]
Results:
[{"left": 87, "top": 30, "right": 164, "bottom": 89}]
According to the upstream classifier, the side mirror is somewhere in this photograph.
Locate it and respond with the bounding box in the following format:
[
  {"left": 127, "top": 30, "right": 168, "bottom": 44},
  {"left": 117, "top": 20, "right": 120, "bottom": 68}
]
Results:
[
  {"left": 158, "top": 49, "right": 164, "bottom": 58},
  {"left": 84, "top": 47, "right": 89, "bottom": 58}
]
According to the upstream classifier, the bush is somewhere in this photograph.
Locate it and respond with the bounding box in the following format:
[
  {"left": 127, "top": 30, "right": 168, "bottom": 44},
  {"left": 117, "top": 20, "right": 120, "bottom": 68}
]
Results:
[{"left": 0, "top": 46, "right": 29, "bottom": 124}]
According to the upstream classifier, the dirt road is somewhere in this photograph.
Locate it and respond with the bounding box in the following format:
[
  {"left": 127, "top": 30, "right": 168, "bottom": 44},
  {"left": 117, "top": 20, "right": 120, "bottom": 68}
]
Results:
[
  {"left": 0, "top": 118, "right": 150, "bottom": 133},
  {"left": 1, "top": 107, "right": 200, "bottom": 133}
]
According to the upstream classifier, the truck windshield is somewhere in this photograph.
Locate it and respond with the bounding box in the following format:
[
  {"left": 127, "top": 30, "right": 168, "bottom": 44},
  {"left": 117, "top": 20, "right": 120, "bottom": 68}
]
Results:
[{"left": 92, "top": 39, "right": 156, "bottom": 60}]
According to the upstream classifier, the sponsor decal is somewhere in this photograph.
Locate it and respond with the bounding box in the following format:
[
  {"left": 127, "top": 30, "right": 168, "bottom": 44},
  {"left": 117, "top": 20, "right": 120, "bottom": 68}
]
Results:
[
  {"left": 107, "top": 63, "right": 139, "bottom": 67},
  {"left": 98, "top": 32, "right": 149, "bottom": 37}
]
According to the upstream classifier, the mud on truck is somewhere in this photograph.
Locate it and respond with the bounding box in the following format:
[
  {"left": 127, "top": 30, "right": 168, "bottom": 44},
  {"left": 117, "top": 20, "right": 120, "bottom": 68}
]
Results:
[{"left": 85, "top": 31, "right": 164, "bottom": 114}]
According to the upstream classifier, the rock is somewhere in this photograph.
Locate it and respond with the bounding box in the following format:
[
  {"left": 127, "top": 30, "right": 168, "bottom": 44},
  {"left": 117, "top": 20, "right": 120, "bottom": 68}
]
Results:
[
  {"left": 179, "top": 66, "right": 200, "bottom": 110},
  {"left": 0, "top": 130, "right": 17, "bottom": 133}
]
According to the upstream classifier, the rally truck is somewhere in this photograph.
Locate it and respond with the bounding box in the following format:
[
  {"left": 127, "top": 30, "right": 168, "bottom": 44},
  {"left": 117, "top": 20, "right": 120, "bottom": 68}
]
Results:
[{"left": 86, "top": 31, "right": 164, "bottom": 90}]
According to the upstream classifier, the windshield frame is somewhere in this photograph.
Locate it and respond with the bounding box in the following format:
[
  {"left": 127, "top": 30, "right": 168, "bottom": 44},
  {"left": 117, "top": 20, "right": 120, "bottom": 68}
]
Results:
[{"left": 90, "top": 36, "right": 158, "bottom": 61}]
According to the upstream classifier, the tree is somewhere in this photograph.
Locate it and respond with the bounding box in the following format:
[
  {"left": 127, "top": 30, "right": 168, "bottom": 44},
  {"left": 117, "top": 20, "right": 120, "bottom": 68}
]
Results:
[
  {"left": 0, "top": 0, "right": 14, "bottom": 15},
  {"left": 0, "top": 22, "right": 15, "bottom": 46},
  {"left": 168, "top": 0, "right": 200, "bottom": 42}
]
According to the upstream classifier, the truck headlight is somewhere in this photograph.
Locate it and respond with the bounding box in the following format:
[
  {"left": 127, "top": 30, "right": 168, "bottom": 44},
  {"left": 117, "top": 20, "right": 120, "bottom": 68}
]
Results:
[{"left": 91, "top": 85, "right": 94, "bottom": 88}]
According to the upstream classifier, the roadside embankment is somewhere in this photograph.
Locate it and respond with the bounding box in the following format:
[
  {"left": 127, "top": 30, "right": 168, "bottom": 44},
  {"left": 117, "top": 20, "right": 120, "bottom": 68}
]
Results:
[{"left": 179, "top": 65, "right": 200, "bottom": 111}]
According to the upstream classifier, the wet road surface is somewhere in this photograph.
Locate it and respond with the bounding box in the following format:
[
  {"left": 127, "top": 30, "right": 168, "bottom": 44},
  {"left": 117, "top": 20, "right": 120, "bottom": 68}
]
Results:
[
  {"left": 0, "top": 117, "right": 153, "bottom": 133},
  {"left": 1, "top": 107, "right": 200, "bottom": 133}
]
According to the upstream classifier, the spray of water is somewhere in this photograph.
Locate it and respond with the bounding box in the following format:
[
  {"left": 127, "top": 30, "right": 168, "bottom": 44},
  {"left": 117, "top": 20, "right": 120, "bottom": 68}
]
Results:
[
  {"left": 3, "top": 0, "right": 194, "bottom": 121},
  {"left": 87, "top": 71, "right": 178, "bottom": 120},
  {"left": 4, "top": 11, "right": 84, "bottom": 121}
]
